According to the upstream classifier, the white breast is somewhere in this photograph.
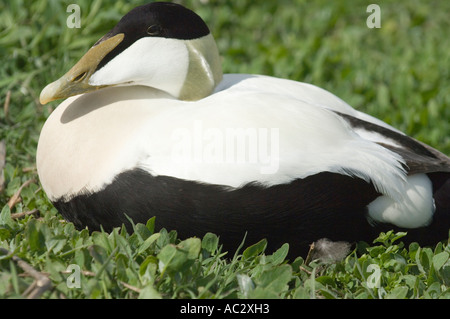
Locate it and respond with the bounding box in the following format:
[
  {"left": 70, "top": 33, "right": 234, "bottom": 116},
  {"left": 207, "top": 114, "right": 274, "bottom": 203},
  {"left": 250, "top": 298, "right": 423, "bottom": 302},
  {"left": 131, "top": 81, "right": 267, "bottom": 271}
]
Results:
[{"left": 37, "top": 86, "right": 176, "bottom": 200}]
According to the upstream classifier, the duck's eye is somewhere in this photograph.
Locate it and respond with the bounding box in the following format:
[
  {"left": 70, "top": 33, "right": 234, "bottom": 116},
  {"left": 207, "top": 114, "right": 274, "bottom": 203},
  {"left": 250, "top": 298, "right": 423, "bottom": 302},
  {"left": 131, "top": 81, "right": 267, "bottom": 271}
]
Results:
[{"left": 147, "top": 24, "right": 162, "bottom": 36}]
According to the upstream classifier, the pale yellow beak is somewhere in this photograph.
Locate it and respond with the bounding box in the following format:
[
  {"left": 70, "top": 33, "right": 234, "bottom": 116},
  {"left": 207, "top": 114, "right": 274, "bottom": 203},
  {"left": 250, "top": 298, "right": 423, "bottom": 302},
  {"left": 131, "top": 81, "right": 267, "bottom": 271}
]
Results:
[{"left": 40, "top": 33, "right": 125, "bottom": 105}]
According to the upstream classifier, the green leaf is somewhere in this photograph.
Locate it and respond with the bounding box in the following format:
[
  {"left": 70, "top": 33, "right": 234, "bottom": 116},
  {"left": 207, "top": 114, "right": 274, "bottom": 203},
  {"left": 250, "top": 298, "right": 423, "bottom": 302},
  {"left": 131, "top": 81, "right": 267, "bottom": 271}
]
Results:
[
  {"left": 156, "top": 228, "right": 171, "bottom": 249},
  {"left": 420, "top": 248, "right": 434, "bottom": 272},
  {"left": 293, "top": 286, "right": 311, "bottom": 299},
  {"left": 157, "top": 244, "right": 188, "bottom": 274},
  {"left": 267, "top": 243, "right": 289, "bottom": 266},
  {"left": 89, "top": 245, "right": 109, "bottom": 267},
  {"left": 256, "top": 264, "right": 292, "bottom": 293},
  {"left": 0, "top": 205, "right": 14, "bottom": 229},
  {"left": 385, "top": 286, "right": 409, "bottom": 299},
  {"left": 91, "top": 231, "right": 114, "bottom": 254},
  {"left": 137, "top": 233, "right": 160, "bottom": 255},
  {"left": 138, "top": 285, "right": 162, "bottom": 299},
  {"left": 432, "top": 252, "right": 449, "bottom": 271},
  {"left": 146, "top": 217, "right": 156, "bottom": 234},
  {"left": 25, "top": 219, "right": 46, "bottom": 253},
  {"left": 202, "top": 232, "right": 219, "bottom": 254},
  {"left": 45, "top": 258, "right": 66, "bottom": 282},
  {"left": 243, "top": 239, "right": 267, "bottom": 259},
  {"left": 115, "top": 253, "right": 129, "bottom": 282},
  {"left": 425, "top": 282, "right": 443, "bottom": 299},
  {"left": 178, "top": 238, "right": 201, "bottom": 260},
  {"left": 134, "top": 223, "right": 152, "bottom": 241},
  {"left": 319, "top": 287, "right": 339, "bottom": 299},
  {"left": 46, "top": 234, "right": 67, "bottom": 254},
  {"left": 248, "top": 286, "right": 279, "bottom": 299},
  {"left": 316, "top": 275, "right": 336, "bottom": 288},
  {"left": 139, "top": 255, "right": 158, "bottom": 281}
]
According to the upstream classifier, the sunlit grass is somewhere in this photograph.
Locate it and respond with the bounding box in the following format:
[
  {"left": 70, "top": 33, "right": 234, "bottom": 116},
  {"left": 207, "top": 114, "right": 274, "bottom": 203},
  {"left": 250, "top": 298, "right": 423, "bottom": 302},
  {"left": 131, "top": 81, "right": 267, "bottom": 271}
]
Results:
[{"left": 0, "top": 0, "right": 449, "bottom": 299}]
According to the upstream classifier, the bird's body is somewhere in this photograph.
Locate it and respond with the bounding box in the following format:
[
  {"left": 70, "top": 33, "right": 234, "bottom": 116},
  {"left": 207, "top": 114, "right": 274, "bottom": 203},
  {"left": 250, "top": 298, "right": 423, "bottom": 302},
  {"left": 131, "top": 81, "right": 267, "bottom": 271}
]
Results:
[{"left": 37, "top": 2, "right": 450, "bottom": 258}]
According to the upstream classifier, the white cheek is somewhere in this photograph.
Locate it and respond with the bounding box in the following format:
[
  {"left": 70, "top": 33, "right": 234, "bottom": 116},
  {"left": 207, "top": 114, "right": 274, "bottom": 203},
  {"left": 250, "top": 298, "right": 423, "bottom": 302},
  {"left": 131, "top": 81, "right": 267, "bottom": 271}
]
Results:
[{"left": 90, "top": 37, "right": 189, "bottom": 97}]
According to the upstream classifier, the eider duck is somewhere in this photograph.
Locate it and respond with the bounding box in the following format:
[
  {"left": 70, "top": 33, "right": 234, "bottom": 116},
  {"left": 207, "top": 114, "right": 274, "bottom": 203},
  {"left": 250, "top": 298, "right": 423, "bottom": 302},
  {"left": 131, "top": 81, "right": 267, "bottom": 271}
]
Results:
[{"left": 37, "top": 2, "right": 450, "bottom": 258}]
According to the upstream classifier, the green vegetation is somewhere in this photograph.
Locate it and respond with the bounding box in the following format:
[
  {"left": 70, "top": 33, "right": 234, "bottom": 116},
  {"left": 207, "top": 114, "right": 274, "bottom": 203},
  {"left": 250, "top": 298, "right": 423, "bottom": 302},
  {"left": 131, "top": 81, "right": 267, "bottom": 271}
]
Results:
[{"left": 0, "top": 0, "right": 449, "bottom": 299}]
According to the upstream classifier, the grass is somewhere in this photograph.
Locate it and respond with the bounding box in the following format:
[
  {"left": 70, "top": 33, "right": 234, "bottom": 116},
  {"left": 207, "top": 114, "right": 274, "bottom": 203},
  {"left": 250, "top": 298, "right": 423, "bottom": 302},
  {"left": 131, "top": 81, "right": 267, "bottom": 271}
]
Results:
[{"left": 0, "top": 0, "right": 449, "bottom": 299}]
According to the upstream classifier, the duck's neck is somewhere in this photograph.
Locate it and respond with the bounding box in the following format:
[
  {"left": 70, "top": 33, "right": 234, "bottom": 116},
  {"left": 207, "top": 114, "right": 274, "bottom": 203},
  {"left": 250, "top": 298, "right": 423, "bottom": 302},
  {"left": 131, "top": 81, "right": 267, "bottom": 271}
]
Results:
[{"left": 178, "top": 34, "right": 223, "bottom": 101}]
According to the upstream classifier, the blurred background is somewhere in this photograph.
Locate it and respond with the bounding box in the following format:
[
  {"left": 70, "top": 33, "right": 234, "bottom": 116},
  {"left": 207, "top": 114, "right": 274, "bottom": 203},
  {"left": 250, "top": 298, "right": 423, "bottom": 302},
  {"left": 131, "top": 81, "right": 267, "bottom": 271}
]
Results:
[{"left": 0, "top": 0, "right": 449, "bottom": 175}]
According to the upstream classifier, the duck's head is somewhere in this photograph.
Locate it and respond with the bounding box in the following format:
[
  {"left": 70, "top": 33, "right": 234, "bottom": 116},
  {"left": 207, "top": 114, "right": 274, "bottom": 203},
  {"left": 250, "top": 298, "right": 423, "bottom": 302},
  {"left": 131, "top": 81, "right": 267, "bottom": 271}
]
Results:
[{"left": 40, "top": 2, "right": 223, "bottom": 104}]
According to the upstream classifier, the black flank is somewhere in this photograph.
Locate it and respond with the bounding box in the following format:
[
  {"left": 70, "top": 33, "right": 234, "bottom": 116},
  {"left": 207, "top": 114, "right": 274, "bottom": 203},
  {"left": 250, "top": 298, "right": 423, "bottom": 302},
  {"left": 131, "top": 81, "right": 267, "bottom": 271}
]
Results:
[{"left": 53, "top": 169, "right": 448, "bottom": 259}]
